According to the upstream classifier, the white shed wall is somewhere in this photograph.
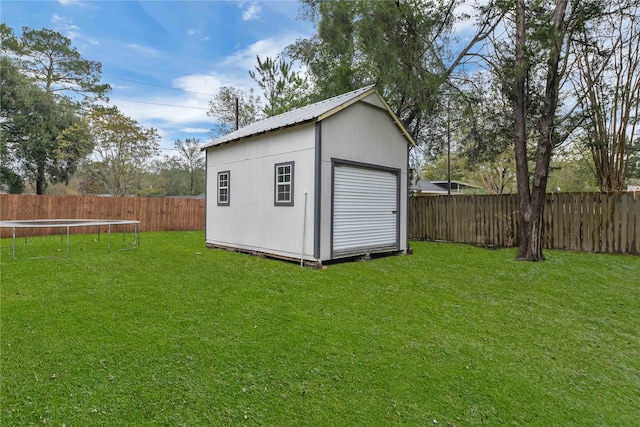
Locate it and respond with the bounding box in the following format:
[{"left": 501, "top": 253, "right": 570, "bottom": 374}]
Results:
[
  {"left": 318, "top": 99, "right": 410, "bottom": 260},
  {"left": 205, "top": 124, "right": 317, "bottom": 260}
]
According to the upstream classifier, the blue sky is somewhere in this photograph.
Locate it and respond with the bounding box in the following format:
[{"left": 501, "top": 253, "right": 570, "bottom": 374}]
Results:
[{"left": 1, "top": 0, "right": 315, "bottom": 154}]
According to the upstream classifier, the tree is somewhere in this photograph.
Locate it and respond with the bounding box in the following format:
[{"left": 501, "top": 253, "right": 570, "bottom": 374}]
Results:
[
  {"left": 3, "top": 25, "right": 110, "bottom": 103},
  {"left": 288, "top": 0, "right": 504, "bottom": 168},
  {"left": 249, "top": 55, "right": 309, "bottom": 117},
  {"left": 166, "top": 138, "right": 205, "bottom": 196},
  {"left": 83, "top": 107, "right": 160, "bottom": 197},
  {"left": 0, "top": 56, "right": 92, "bottom": 194},
  {"left": 420, "top": 153, "right": 468, "bottom": 183},
  {"left": 573, "top": 1, "right": 640, "bottom": 193},
  {"left": 505, "top": 0, "right": 617, "bottom": 260},
  {"left": 207, "top": 86, "right": 262, "bottom": 137},
  {"left": 1, "top": 25, "right": 110, "bottom": 194},
  {"left": 289, "top": 0, "right": 448, "bottom": 146}
]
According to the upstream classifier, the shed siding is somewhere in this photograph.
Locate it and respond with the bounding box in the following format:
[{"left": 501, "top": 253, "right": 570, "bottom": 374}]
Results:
[
  {"left": 319, "top": 101, "right": 409, "bottom": 260},
  {"left": 205, "top": 124, "right": 317, "bottom": 260}
]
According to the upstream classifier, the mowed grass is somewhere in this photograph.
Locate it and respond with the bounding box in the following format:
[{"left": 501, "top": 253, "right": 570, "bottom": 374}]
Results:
[{"left": 1, "top": 231, "right": 639, "bottom": 426}]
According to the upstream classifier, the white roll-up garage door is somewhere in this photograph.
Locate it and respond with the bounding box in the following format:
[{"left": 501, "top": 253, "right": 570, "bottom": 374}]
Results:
[{"left": 333, "top": 164, "right": 398, "bottom": 257}]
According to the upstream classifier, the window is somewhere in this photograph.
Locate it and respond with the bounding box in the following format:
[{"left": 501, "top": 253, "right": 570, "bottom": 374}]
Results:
[
  {"left": 274, "top": 162, "right": 294, "bottom": 206},
  {"left": 217, "top": 171, "right": 230, "bottom": 206}
]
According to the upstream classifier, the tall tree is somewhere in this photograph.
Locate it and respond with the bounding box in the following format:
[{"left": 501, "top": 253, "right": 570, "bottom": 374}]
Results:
[
  {"left": 1, "top": 25, "right": 110, "bottom": 193},
  {"left": 5, "top": 25, "right": 110, "bottom": 103},
  {"left": 288, "top": 0, "right": 504, "bottom": 165},
  {"left": 167, "top": 138, "right": 205, "bottom": 196},
  {"left": 207, "top": 86, "right": 262, "bottom": 137},
  {"left": 0, "top": 56, "right": 92, "bottom": 194},
  {"left": 84, "top": 107, "right": 160, "bottom": 197},
  {"left": 249, "top": 55, "right": 309, "bottom": 117},
  {"left": 505, "top": 0, "right": 612, "bottom": 260},
  {"left": 573, "top": 1, "right": 640, "bottom": 193}
]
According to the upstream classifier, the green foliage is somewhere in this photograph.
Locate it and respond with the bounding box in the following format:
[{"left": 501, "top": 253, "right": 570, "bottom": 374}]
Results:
[
  {"left": 288, "top": 0, "right": 455, "bottom": 149},
  {"left": 421, "top": 153, "right": 468, "bottom": 183},
  {"left": 0, "top": 56, "right": 92, "bottom": 194},
  {"left": 573, "top": 2, "right": 640, "bottom": 192},
  {"left": 207, "top": 86, "right": 262, "bottom": 137},
  {"left": 249, "top": 55, "right": 309, "bottom": 117},
  {"left": 0, "top": 24, "right": 110, "bottom": 194},
  {"left": 83, "top": 107, "right": 160, "bottom": 197},
  {"left": 1, "top": 233, "right": 639, "bottom": 425},
  {"left": 147, "top": 138, "right": 205, "bottom": 197},
  {"left": 8, "top": 25, "right": 110, "bottom": 102}
]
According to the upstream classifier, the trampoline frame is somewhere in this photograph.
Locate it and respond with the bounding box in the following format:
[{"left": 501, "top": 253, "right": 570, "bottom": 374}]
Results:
[{"left": 0, "top": 219, "right": 140, "bottom": 259}]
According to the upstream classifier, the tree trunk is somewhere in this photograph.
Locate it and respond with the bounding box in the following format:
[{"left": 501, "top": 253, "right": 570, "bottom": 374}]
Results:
[
  {"left": 514, "top": 0, "right": 567, "bottom": 261},
  {"left": 36, "top": 162, "right": 46, "bottom": 195},
  {"left": 513, "top": 0, "right": 538, "bottom": 260}
]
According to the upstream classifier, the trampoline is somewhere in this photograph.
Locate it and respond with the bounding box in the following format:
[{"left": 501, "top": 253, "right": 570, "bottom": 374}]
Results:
[{"left": 0, "top": 219, "right": 140, "bottom": 259}]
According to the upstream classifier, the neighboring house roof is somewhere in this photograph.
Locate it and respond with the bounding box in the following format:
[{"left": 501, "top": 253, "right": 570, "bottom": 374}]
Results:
[
  {"left": 201, "top": 85, "right": 415, "bottom": 149},
  {"left": 411, "top": 179, "right": 450, "bottom": 194},
  {"left": 430, "top": 180, "right": 481, "bottom": 191},
  {"left": 411, "top": 179, "right": 481, "bottom": 194}
]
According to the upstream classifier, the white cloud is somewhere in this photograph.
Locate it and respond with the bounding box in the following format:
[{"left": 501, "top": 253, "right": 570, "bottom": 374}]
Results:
[
  {"left": 124, "top": 43, "right": 162, "bottom": 57},
  {"left": 180, "top": 128, "right": 210, "bottom": 134},
  {"left": 106, "top": 32, "right": 310, "bottom": 150},
  {"left": 173, "top": 73, "right": 224, "bottom": 95},
  {"left": 220, "top": 35, "right": 298, "bottom": 72},
  {"left": 242, "top": 3, "right": 261, "bottom": 21},
  {"left": 52, "top": 14, "right": 80, "bottom": 33}
]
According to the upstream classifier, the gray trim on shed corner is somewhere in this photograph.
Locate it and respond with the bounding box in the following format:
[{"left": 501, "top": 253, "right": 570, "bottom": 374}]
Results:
[{"left": 314, "top": 122, "right": 322, "bottom": 260}]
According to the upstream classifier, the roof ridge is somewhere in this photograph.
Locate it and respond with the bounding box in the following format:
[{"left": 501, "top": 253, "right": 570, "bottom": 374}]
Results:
[{"left": 201, "top": 85, "right": 377, "bottom": 149}]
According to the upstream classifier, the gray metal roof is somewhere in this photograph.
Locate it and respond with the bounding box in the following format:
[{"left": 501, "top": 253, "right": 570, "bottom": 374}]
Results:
[
  {"left": 202, "top": 85, "right": 413, "bottom": 149},
  {"left": 411, "top": 179, "right": 450, "bottom": 194}
]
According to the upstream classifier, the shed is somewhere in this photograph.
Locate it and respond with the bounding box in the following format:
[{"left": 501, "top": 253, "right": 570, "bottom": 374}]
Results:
[{"left": 201, "top": 85, "right": 414, "bottom": 265}]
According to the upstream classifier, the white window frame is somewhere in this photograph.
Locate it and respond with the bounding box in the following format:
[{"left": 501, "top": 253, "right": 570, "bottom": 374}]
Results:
[
  {"left": 217, "top": 171, "right": 230, "bottom": 206},
  {"left": 274, "top": 162, "right": 294, "bottom": 206}
]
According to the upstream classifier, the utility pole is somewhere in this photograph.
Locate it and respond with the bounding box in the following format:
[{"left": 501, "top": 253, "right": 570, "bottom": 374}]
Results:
[
  {"left": 235, "top": 97, "right": 239, "bottom": 131},
  {"left": 447, "top": 98, "right": 451, "bottom": 196}
]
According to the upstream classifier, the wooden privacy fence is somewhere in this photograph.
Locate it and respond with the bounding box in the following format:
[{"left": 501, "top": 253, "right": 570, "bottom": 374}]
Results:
[
  {"left": 409, "top": 192, "right": 640, "bottom": 255},
  {"left": 0, "top": 194, "right": 205, "bottom": 238}
]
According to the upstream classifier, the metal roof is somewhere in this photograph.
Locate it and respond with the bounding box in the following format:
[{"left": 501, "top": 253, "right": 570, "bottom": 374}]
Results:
[
  {"left": 411, "top": 179, "right": 450, "bottom": 194},
  {"left": 202, "top": 85, "right": 415, "bottom": 149}
]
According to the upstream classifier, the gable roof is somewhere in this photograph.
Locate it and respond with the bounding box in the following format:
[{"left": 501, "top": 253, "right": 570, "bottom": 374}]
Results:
[{"left": 201, "top": 85, "right": 415, "bottom": 149}]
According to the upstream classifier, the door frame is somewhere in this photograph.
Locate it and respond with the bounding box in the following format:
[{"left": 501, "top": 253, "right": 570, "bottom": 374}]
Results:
[{"left": 330, "top": 158, "right": 401, "bottom": 259}]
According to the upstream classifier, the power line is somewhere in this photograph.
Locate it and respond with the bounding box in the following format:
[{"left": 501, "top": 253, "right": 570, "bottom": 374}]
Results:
[
  {"left": 111, "top": 98, "right": 210, "bottom": 111},
  {"left": 103, "top": 75, "right": 215, "bottom": 97}
]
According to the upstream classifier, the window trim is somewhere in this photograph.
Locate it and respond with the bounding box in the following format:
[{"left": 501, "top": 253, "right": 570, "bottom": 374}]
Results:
[
  {"left": 274, "top": 161, "right": 294, "bottom": 206},
  {"left": 217, "top": 170, "right": 230, "bottom": 206}
]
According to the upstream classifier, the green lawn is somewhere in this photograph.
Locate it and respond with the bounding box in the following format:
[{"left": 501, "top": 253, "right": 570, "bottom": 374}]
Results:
[{"left": 1, "top": 231, "right": 639, "bottom": 426}]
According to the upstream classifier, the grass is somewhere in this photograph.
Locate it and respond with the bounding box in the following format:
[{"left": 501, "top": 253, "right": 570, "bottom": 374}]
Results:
[{"left": 1, "top": 231, "right": 639, "bottom": 426}]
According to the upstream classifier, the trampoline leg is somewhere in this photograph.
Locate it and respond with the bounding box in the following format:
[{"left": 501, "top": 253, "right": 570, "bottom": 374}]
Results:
[
  {"left": 12, "top": 227, "right": 16, "bottom": 259},
  {"left": 66, "top": 226, "right": 70, "bottom": 257}
]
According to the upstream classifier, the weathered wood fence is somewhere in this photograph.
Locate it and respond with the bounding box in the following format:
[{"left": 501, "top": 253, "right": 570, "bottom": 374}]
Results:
[
  {"left": 409, "top": 192, "right": 640, "bottom": 255},
  {"left": 0, "top": 194, "right": 205, "bottom": 238},
  {"left": 3, "top": 193, "right": 639, "bottom": 254}
]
